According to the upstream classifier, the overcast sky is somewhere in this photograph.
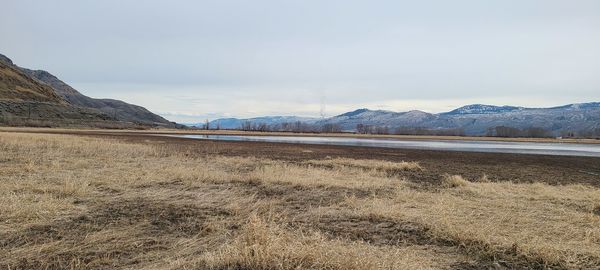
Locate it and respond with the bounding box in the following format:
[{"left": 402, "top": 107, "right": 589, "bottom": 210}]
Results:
[{"left": 2, "top": 0, "right": 599, "bottom": 122}]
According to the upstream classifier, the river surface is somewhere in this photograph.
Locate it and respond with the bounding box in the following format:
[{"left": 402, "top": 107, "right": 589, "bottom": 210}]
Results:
[{"left": 165, "top": 134, "right": 600, "bottom": 157}]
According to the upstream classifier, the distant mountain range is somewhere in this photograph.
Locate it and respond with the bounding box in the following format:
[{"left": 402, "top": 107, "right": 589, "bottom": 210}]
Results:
[
  {"left": 198, "top": 103, "right": 600, "bottom": 136},
  {"left": 189, "top": 116, "right": 319, "bottom": 129},
  {"left": 3, "top": 52, "right": 597, "bottom": 135},
  {"left": 0, "top": 53, "right": 175, "bottom": 128}
]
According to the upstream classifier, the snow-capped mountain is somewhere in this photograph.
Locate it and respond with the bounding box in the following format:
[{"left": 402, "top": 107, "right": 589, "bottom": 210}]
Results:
[
  {"left": 188, "top": 116, "right": 320, "bottom": 129},
  {"left": 441, "top": 104, "right": 523, "bottom": 115},
  {"left": 316, "top": 109, "right": 436, "bottom": 131},
  {"left": 189, "top": 102, "right": 600, "bottom": 136}
]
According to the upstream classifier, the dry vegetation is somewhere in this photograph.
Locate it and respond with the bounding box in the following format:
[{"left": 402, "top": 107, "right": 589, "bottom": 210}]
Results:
[
  {"left": 306, "top": 157, "right": 422, "bottom": 173},
  {"left": 1, "top": 132, "right": 599, "bottom": 269}
]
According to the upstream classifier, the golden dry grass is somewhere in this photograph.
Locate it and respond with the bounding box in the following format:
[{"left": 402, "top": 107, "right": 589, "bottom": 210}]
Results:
[
  {"left": 441, "top": 174, "right": 469, "bottom": 187},
  {"left": 340, "top": 180, "right": 600, "bottom": 268},
  {"left": 1, "top": 131, "right": 599, "bottom": 269},
  {"left": 306, "top": 157, "right": 422, "bottom": 172},
  {"left": 193, "top": 215, "right": 466, "bottom": 270}
]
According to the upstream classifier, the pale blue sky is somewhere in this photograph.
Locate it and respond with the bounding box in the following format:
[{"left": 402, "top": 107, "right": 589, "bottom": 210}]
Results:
[{"left": 2, "top": 0, "right": 599, "bottom": 122}]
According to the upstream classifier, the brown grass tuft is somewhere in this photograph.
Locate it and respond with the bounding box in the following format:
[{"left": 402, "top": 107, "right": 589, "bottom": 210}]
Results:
[
  {"left": 307, "top": 157, "right": 422, "bottom": 172},
  {"left": 441, "top": 174, "right": 469, "bottom": 188},
  {"left": 477, "top": 174, "right": 491, "bottom": 183}
]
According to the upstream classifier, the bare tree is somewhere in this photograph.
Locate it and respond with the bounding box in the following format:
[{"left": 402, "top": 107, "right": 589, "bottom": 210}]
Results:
[
  {"left": 494, "top": 126, "right": 521, "bottom": 137},
  {"left": 374, "top": 126, "right": 389, "bottom": 135},
  {"left": 240, "top": 121, "right": 252, "bottom": 131},
  {"left": 356, "top": 124, "right": 366, "bottom": 134},
  {"left": 321, "top": 123, "right": 341, "bottom": 133},
  {"left": 257, "top": 123, "right": 267, "bottom": 132},
  {"left": 524, "top": 127, "right": 550, "bottom": 138}
]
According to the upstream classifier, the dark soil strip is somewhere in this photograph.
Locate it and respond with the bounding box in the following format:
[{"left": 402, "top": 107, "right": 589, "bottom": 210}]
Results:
[
  {"left": 291, "top": 213, "right": 577, "bottom": 269},
  {"left": 73, "top": 131, "right": 600, "bottom": 187},
  {"left": 0, "top": 196, "right": 235, "bottom": 269}
]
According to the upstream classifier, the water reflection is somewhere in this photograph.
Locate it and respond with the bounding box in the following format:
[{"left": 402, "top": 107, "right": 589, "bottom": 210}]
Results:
[{"left": 166, "top": 134, "right": 600, "bottom": 157}]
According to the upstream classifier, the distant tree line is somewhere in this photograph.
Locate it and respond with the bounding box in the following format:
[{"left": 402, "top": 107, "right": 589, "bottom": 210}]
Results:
[
  {"left": 355, "top": 124, "right": 466, "bottom": 136},
  {"left": 486, "top": 126, "right": 552, "bottom": 138},
  {"left": 240, "top": 121, "right": 268, "bottom": 132},
  {"left": 236, "top": 121, "right": 342, "bottom": 133},
  {"left": 393, "top": 127, "right": 466, "bottom": 136},
  {"left": 356, "top": 124, "right": 390, "bottom": 135},
  {"left": 195, "top": 119, "right": 600, "bottom": 139},
  {"left": 559, "top": 128, "right": 600, "bottom": 139},
  {"left": 485, "top": 126, "right": 600, "bottom": 139}
]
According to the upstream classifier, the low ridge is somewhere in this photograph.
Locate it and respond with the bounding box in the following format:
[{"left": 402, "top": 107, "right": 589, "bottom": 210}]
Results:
[{"left": 0, "top": 53, "right": 176, "bottom": 128}]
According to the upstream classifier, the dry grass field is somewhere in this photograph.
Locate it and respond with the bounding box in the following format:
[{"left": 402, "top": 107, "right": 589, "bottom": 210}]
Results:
[{"left": 1, "top": 132, "right": 600, "bottom": 269}]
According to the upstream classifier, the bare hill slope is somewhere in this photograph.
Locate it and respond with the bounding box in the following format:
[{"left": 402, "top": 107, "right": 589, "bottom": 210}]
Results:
[{"left": 0, "top": 53, "right": 176, "bottom": 128}]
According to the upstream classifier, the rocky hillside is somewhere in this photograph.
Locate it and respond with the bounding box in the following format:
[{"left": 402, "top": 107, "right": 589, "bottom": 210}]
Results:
[
  {"left": 0, "top": 61, "right": 65, "bottom": 103},
  {"left": 0, "top": 59, "right": 117, "bottom": 126},
  {"left": 19, "top": 68, "right": 172, "bottom": 125},
  {"left": 0, "top": 53, "right": 175, "bottom": 127}
]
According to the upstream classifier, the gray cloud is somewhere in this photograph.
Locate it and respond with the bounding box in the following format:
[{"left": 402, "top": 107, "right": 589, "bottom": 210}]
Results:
[{"left": 2, "top": 0, "right": 599, "bottom": 122}]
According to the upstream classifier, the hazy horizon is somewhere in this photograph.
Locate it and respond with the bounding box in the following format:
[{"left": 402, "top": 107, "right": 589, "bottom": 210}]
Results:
[{"left": 2, "top": 0, "right": 599, "bottom": 122}]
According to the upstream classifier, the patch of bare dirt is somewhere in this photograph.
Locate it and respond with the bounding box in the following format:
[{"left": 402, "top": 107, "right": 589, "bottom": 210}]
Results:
[
  {"left": 78, "top": 132, "right": 600, "bottom": 187},
  {"left": 0, "top": 197, "right": 233, "bottom": 269}
]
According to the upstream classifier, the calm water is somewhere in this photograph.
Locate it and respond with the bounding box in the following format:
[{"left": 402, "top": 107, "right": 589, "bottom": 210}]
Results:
[{"left": 166, "top": 134, "right": 600, "bottom": 157}]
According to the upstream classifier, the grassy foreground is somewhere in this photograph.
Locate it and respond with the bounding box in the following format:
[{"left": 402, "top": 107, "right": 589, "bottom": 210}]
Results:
[{"left": 0, "top": 132, "right": 599, "bottom": 269}]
